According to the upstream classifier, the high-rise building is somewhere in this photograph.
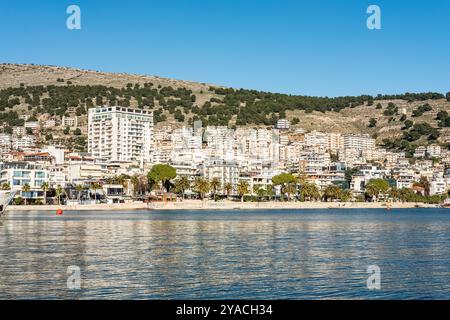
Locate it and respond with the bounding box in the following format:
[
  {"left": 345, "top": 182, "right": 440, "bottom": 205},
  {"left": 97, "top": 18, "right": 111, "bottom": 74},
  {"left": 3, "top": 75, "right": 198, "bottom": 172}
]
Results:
[{"left": 88, "top": 106, "right": 153, "bottom": 162}]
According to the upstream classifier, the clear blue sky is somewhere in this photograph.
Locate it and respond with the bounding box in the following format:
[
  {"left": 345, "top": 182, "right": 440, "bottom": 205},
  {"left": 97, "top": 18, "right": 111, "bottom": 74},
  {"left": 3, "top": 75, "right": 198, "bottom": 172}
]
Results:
[{"left": 1, "top": 0, "right": 449, "bottom": 97}]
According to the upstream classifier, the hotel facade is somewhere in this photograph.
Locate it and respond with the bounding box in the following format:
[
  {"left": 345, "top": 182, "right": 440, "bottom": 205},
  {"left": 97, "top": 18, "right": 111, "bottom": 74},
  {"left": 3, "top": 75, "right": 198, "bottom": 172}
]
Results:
[{"left": 88, "top": 106, "right": 154, "bottom": 163}]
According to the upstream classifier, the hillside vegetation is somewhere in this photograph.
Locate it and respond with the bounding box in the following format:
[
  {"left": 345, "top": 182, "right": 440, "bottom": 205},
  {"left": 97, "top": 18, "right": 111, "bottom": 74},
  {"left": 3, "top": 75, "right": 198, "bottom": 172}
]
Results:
[{"left": 1, "top": 63, "right": 449, "bottom": 154}]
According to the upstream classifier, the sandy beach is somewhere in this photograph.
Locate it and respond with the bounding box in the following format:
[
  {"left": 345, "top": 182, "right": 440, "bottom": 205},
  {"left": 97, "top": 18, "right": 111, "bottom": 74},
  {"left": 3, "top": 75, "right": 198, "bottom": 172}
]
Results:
[{"left": 6, "top": 200, "right": 439, "bottom": 211}]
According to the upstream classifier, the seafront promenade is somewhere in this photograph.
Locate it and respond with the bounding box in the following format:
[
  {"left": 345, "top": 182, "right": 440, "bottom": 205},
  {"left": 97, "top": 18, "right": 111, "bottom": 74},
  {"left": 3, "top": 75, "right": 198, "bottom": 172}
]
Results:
[{"left": 6, "top": 200, "right": 438, "bottom": 211}]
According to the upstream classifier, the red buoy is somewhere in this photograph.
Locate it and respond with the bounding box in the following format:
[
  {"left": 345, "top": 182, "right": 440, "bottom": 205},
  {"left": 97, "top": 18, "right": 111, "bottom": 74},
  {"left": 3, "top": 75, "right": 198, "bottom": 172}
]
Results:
[{"left": 56, "top": 209, "right": 63, "bottom": 216}]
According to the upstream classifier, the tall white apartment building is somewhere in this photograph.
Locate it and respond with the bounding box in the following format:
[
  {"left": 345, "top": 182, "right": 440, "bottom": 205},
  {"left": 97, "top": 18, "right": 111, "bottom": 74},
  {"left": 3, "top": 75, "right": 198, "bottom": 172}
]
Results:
[
  {"left": 88, "top": 106, "right": 154, "bottom": 163},
  {"left": 205, "top": 126, "right": 235, "bottom": 160},
  {"left": 305, "top": 131, "right": 329, "bottom": 149},
  {"left": 328, "top": 133, "right": 343, "bottom": 154},
  {"left": 342, "top": 134, "right": 375, "bottom": 151}
]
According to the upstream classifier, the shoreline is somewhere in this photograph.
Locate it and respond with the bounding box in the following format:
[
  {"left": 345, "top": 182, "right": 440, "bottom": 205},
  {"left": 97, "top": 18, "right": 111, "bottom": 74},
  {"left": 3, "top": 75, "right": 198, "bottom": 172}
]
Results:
[{"left": 6, "top": 200, "right": 440, "bottom": 211}]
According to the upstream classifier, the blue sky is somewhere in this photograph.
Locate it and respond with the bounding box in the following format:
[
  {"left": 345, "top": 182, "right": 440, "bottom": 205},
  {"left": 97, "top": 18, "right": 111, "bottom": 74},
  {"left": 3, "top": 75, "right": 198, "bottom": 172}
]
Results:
[{"left": 0, "top": 0, "right": 449, "bottom": 97}]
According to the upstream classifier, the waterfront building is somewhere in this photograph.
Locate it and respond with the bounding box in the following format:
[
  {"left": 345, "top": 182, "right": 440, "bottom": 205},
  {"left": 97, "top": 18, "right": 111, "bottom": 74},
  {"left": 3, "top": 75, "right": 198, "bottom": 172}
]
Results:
[
  {"left": 0, "top": 162, "right": 49, "bottom": 201},
  {"left": 88, "top": 106, "right": 154, "bottom": 163},
  {"left": 67, "top": 163, "right": 108, "bottom": 183},
  {"left": 199, "top": 159, "right": 240, "bottom": 190}
]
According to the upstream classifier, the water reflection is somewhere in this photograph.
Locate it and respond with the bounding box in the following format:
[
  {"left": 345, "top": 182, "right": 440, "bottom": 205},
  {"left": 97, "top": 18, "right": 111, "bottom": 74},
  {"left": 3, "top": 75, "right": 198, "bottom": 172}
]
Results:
[{"left": 1, "top": 209, "right": 450, "bottom": 299}]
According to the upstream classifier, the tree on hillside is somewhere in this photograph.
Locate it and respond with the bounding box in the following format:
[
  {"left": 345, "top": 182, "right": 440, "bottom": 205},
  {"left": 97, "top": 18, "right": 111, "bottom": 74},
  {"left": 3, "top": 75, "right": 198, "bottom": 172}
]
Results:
[
  {"left": 368, "top": 118, "right": 377, "bottom": 128},
  {"left": 446, "top": 92, "right": 450, "bottom": 102},
  {"left": 403, "top": 120, "right": 413, "bottom": 129},
  {"left": 147, "top": 164, "right": 176, "bottom": 192}
]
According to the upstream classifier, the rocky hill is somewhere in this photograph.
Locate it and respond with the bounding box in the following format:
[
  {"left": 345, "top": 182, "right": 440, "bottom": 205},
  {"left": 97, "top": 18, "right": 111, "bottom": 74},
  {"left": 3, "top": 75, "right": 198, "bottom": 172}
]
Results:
[{"left": 1, "top": 63, "right": 449, "bottom": 154}]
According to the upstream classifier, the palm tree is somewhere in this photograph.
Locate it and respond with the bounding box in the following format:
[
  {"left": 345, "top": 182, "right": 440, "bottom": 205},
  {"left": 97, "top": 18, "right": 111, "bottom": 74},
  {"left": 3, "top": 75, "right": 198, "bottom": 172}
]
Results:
[
  {"left": 130, "top": 175, "right": 140, "bottom": 196},
  {"left": 283, "top": 183, "right": 297, "bottom": 201},
  {"left": 41, "top": 182, "right": 49, "bottom": 205},
  {"left": 256, "top": 188, "right": 266, "bottom": 201},
  {"left": 340, "top": 189, "right": 353, "bottom": 202},
  {"left": 174, "top": 176, "right": 191, "bottom": 200},
  {"left": 323, "top": 185, "right": 342, "bottom": 202},
  {"left": 193, "top": 178, "right": 210, "bottom": 201},
  {"left": 237, "top": 180, "right": 249, "bottom": 203},
  {"left": 1, "top": 182, "right": 10, "bottom": 190},
  {"left": 91, "top": 183, "right": 102, "bottom": 203},
  {"left": 266, "top": 185, "right": 275, "bottom": 201},
  {"left": 301, "top": 182, "right": 320, "bottom": 201},
  {"left": 76, "top": 184, "right": 84, "bottom": 203},
  {"left": 55, "top": 185, "right": 64, "bottom": 205},
  {"left": 210, "top": 177, "right": 221, "bottom": 201},
  {"left": 224, "top": 182, "right": 233, "bottom": 199},
  {"left": 22, "top": 183, "right": 31, "bottom": 205},
  {"left": 388, "top": 187, "right": 399, "bottom": 202}
]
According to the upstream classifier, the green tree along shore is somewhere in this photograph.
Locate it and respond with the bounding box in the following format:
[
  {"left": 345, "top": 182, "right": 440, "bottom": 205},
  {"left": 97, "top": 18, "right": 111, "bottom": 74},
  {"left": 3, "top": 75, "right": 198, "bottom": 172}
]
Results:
[
  {"left": 136, "top": 166, "right": 447, "bottom": 205},
  {"left": 8, "top": 164, "right": 447, "bottom": 206}
]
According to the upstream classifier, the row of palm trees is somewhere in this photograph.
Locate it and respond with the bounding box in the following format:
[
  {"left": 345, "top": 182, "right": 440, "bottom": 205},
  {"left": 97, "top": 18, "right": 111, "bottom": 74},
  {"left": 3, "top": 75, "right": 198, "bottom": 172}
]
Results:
[{"left": 170, "top": 176, "right": 351, "bottom": 203}]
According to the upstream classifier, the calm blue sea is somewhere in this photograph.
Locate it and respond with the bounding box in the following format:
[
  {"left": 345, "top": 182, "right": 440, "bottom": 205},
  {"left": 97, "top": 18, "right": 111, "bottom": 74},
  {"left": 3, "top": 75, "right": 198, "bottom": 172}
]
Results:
[{"left": 1, "top": 208, "right": 450, "bottom": 299}]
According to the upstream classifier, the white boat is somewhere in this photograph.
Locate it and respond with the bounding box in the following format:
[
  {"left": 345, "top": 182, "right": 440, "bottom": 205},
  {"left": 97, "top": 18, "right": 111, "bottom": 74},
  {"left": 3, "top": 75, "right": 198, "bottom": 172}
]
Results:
[
  {"left": 441, "top": 198, "right": 450, "bottom": 208},
  {"left": 0, "top": 190, "right": 16, "bottom": 217}
]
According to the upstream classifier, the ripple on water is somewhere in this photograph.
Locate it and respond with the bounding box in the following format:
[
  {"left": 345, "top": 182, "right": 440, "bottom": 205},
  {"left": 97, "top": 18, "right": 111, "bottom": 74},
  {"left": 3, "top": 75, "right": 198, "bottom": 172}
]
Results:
[{"left": 1, "top": 208, "right": 450, "bottom": 299}]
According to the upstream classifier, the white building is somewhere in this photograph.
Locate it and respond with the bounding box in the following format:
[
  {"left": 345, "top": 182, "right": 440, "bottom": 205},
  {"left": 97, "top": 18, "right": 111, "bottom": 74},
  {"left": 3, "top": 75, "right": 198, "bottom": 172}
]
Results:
[
  {"left": 0, "top": 162, "right": 49, "bottom": 200},
  {"left": 12, "top": 135, "right": 36, "bottom": 150},
  {"left": 88, "top": 106, "right": 154, "bottom": 163},
  {"left": 200, "top": 159, "right": 240, "bottom": 190},
  {"left": 343, "top": 134, "right": 375, "bottom": 152},
  {"left": 62, "top": 116, "right": 78, "bottom": 128},
  {"left": 427, "top": 145, "right": 441, "bottom": 158},
  {"left": 276, "top": 119, "right": 290, "bottom": 130},
  {"left": 0, "top": 134, "right": 11, "bottom": 153}
]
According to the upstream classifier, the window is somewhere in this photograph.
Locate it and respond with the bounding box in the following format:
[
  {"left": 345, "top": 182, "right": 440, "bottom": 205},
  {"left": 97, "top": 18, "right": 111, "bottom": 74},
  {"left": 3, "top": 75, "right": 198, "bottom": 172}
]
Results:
[{"left": 35, "top": 172, "right": 45, "bottom": 178}]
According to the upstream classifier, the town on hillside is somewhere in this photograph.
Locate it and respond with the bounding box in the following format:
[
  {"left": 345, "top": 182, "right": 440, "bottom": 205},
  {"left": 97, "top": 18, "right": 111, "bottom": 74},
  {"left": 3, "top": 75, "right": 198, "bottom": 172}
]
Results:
[{"left": 1, "top": 105, "right": 449, "bottom": 206}]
